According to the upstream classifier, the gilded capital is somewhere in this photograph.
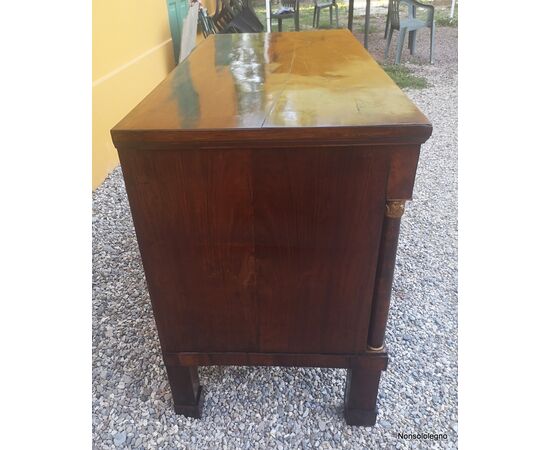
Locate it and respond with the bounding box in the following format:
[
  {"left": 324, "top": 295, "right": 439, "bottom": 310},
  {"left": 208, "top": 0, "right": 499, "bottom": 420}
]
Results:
[{"left": 385, "top": 200, "right": 406, "bottom": 219}]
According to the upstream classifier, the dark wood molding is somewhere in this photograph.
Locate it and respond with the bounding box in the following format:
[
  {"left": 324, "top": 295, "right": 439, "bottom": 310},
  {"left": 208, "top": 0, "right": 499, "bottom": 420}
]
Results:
[
  {"left": 111, "top": 125, "right": 432, "bottom": 150},
  {"left": 163, "top": 351, "right": 389, "bottom": 371}
]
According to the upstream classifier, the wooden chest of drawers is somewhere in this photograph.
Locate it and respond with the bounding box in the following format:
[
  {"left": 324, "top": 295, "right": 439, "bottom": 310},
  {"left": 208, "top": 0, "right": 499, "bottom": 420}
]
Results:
[{"left": 111, "top": 29, "right": 431, "bottom": 426}]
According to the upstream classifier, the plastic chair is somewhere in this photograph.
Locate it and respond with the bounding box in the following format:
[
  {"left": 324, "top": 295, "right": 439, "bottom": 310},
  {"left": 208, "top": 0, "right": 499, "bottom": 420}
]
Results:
[
  {"left": 212, "top": 0, "right": 263, "bottom": 33},
  {"left": 312, "top": 0, "right": 339, "bottom": 29},
  {"left": 271, "top": 0, "right": 300, "bottom": 32},
  {"left": 230, "top": 0, "right": 264, "bottom": 31},
  {"left": 198, "top": 6, "right": 216, "bottom": 37},
  {"left": 384, "top": 0, "right": 435, "bottom": 64}
]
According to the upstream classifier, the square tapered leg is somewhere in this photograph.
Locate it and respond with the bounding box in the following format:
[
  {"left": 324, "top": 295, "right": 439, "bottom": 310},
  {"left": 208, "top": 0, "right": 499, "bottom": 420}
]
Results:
[
  {"left": 166, "top": 365, "right": 203, "bottom": 418},
  {"left": 344, "top": 367, "right": 382, "bottom": 426}
]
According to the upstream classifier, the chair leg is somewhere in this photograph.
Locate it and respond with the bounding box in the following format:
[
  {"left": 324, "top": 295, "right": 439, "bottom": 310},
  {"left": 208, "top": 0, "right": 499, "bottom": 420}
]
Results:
[
  {"left": 409, "top": 30, "right": 417, "bottom": 56},
  {"left": 316, "top": 8, "right": 321, "bottom": 28},
  {"left": 396, "top": 27, "right": 407, "bottom": 64},
  {"left": 335, "top": 4, "right": 339, "bottom": 28},
  {"left": 330, "top": 6, "right": 333, "bottom": 27},
  {"left": 295, "top": 13, "right": 299, "bottom": 31},
  {"left": 430, "top": 23, "right": 435, "bottom": 64},
  {"left": 278, "top": 18, "right": 282, "bottom": 32},
  {"left": 384, "top": 28, "right": 393, "bottom": 61},
  {"left": 384, "top": 11, "right": 390, "bottom": 39},
  {"left": 313, "top": 7, "right": 317, "bottom": 28}
]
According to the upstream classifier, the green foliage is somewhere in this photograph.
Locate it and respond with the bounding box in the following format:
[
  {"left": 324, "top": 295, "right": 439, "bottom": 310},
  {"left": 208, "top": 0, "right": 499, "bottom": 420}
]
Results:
[
  {"left": 435, "top": 15, "right": 458, "bottom": 27},
  {"left": 435, "top": 4, "right": 458, "bottom": 27},
  {"left": 383, "top": 65, "right": 428, "bottom": 89}
]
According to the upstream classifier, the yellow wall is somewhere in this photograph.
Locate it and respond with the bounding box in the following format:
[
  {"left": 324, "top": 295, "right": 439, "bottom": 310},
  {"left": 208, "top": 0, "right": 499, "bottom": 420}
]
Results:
[
  {"left": 202, "top": 0, "right": 217, "bottom": 15},
  {"left": 92, "top": 0, "right": 176, "bottom": 189}
]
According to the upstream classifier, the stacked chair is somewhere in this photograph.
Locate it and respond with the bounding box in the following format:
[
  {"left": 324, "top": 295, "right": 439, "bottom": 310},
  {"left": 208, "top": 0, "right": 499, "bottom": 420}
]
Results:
[{"left": 198, "top": 0, "right": 264, "bottom": 36}]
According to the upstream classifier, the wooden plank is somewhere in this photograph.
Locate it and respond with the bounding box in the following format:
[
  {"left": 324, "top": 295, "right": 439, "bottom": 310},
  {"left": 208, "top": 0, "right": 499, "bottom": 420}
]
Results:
[{"left": 163, "top": 351, "right": 389, "bottom": 370}]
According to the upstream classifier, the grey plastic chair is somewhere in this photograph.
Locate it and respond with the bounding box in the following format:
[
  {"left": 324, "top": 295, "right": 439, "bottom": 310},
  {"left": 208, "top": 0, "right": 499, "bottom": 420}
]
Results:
[
  {"left": 271, "top": 0, "right": 300, "bottom": 31},
  {"left": 312, "top": 0, "right": 339, "bottom": 29},
  {"left": 384, "top": 0, "right": 435, "bottom": 64}
]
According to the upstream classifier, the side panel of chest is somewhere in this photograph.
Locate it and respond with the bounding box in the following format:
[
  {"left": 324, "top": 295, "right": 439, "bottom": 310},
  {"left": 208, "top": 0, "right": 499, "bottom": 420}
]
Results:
[
  {"left": 251, "top": 148, "right": 388, "bottom": 353},
  {"left": 119, "top": 146, "right": 391, "bottom": 354}
]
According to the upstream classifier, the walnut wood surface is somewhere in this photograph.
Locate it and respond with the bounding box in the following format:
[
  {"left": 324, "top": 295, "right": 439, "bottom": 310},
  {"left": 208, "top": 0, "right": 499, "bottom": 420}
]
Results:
[
  {"left": 163, "top": 351, "right": 389, "bottom": 371},
  {"left": 344, "top": 367, "right": 381, "bottom": 426},
  {"left": 119, "top": 146, "right": 388, "bottom": 354},
  {"left": 112, "top": 30, "right": 430, "bottom": 148},
  {"left": 112, "top": 29, "right": 432, "bottom": 425},
  {"left": 368, "top": 213, "right": 403, "bottom": 349},
  {"left": 166, "top": 366, "right": 203, "bottom": 418}
]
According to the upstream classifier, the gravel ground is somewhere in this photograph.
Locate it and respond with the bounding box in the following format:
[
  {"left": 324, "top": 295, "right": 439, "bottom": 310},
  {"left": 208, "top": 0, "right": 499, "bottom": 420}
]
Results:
[{"left": 92, "top": 21, "right": 458, "bottom": 450}]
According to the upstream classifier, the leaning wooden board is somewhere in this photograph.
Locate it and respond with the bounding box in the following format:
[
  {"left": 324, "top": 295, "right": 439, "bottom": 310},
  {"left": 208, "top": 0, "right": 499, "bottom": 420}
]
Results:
[{"left": 111, "top": 29, "right": 431, "bottom": 426}]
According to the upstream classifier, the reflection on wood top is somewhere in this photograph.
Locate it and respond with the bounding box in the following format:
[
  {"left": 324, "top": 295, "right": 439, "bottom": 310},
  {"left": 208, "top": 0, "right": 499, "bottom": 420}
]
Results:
[{"left": 113, "top": 30, "right": 431, "bottom": 146}]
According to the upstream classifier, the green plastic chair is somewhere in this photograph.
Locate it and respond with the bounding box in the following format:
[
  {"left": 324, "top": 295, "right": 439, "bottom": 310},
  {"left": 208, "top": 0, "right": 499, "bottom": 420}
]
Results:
[
  {"left": 271, "top": 0, "right": 300, "bottom": 32},
  {"left": 312, "top": 0, "right": 339, "bottom": 29},
  {"left": 384, "top": 0, "right": 435, "bottom": 64}
]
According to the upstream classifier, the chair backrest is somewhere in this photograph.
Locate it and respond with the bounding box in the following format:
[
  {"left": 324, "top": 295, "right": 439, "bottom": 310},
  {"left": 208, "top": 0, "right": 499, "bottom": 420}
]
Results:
[
  {"left": 390, "top": 0, "right": 419, "bottom": 29},
  {"left": 212, "top": 5, "right": 235, "bottom": 32},
  {"left": 198, "top": 7, "right": 216, "bottom": 37},
  {"left": 280, "top": 0, "right": 298, "bottom": 10},
  {"left": 229, "top": 0, "right": 246, "bottom": 13},
  {"left": 401, "top": 0, "right": 416, "bottom": 19}
]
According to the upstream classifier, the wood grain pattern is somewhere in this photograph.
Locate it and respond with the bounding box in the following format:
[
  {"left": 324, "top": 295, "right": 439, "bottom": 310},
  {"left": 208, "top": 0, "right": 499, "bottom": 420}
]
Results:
[
  {"left": 344, "top": 367, "right": 381, "bottom": 426},
  {"left": 166, "top": 366, "right": 203, "bottom": 417},
  {"left": 119, "top": 147, "right": 257, "bottom": 353},
  {"left": 112, "top": 30, "right": 430, "bottom": 145},
  {"left": 368, "top": 213, "right": 403, "bottom": 349},
  {"left": 112, "top": 29, "right": 432, "bottom": 425},
  {"left": 163, "top": 351, "right": 389, "bottom": 371},
  {"left": 119, "top": 146, "right": 390, "bottom": 354},
  {"left": 252, "top": 147, "right": 388, "bottom": 354}
]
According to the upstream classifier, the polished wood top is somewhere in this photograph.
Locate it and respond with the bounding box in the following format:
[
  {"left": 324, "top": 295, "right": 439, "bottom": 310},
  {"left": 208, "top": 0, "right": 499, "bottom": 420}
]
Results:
[{"left": 112, "top": 30, "right": 431, "bottom": 147}]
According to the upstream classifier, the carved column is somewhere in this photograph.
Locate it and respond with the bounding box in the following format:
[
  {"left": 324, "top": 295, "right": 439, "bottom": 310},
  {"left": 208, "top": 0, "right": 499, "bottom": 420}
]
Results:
[{"left": 367, "top": 200, "right": 406, "bottom": 351}]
